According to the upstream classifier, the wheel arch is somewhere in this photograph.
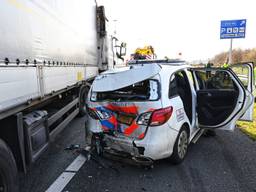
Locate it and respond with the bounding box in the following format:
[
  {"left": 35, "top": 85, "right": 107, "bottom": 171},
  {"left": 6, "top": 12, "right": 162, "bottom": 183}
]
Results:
[
  {"left": 182, "top": 122, "right": 190, "bottom": 137},
  {"left": 169, "top": 122, "right": 190, "bottom": 164}
]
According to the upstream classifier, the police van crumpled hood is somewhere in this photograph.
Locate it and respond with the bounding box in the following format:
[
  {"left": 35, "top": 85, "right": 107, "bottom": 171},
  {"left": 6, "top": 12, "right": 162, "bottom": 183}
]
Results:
[{"left": 91, "top": 63, "right": 162, "bottom": 92}]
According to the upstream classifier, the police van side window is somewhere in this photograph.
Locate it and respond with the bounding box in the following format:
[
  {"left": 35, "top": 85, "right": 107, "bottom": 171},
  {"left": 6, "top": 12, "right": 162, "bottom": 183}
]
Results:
[
  {"left": 195, "top": 70, "right": 236, "bottom": 90},
  {"left": 186, "top": 70, "right": 195, "bottom": 89},
  {"left": 231, "top": 65, "right": 249, "bottom": 88},
  {"left": 169, "top": 75, "right": 178, "bottom": 98}
]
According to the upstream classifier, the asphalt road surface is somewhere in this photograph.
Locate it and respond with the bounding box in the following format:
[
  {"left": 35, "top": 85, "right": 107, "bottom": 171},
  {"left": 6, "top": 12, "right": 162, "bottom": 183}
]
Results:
[{"left": 20, "top": 116, "right": 256, "bottom": 192}]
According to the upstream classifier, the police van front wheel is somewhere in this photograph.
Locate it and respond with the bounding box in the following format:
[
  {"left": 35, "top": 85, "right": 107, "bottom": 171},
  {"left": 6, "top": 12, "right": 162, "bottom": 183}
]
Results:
[
  {"left": 78, "top": 85, "right": 89, "bottom": 117},
  {"left": 170, "top": 126, "right": 189, "bottom": 164}
]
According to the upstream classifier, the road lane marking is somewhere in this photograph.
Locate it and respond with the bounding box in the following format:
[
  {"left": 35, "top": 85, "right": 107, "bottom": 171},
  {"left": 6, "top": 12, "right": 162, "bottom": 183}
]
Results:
[
  {"left": 45, "top": 154, "right": 87, "bottom": 192},
  {"left": 45, "top": 172, "right": 75, "bottom": 192},
  {"left": 66, "top": 154, "right": 86, "bottom": 172}
]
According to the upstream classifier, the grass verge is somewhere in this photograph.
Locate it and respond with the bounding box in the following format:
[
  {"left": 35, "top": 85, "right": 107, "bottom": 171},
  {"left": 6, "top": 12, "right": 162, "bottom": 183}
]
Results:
[{"left": 237, "top": 105, "right": 256, "bottom": 141}]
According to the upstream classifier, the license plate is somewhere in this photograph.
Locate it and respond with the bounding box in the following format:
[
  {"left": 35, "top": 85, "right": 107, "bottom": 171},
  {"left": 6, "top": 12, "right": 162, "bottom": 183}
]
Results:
[{"left": 117, "top": 113, "right": 134, "bottom": 125}]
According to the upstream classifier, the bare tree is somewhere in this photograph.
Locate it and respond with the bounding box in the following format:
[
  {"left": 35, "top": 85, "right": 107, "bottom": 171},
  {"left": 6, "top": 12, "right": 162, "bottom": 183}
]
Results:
[{"left": 212, "top": 48, "right": 256, "bottom": 66}]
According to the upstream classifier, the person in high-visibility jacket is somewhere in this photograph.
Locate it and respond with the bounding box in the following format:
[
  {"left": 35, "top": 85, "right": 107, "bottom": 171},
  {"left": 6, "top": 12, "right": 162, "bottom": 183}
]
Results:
[
  {"left": 222, "top": 58, "right": 230, "bottom": 68},
  {"left": 222, "top": 63, "right": 229, "bottom": 68}
]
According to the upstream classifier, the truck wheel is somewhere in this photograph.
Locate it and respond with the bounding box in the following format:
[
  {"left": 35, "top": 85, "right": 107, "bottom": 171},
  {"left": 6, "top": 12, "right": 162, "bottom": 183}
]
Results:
[
  {"left": 0, "top": 140, "right": 19, "bottom": 192},
  {"left": 170, "top": 126, "right": 189, "bottom": 164},
  {"left": 78, "top": 86, "right": 89, "bottom": 117}
]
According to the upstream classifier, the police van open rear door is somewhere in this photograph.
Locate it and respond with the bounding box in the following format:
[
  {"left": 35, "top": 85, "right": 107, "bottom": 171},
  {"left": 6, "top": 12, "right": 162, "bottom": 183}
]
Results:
[
  {"left": 191, "top": 65, "right": 254, "bottom": 131},
  {"left": 229, "top": 62, "right": 255, "bottom": 121}
]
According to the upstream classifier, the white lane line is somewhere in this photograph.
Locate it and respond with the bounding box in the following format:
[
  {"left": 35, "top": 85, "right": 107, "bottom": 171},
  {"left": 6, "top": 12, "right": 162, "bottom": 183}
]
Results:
[
  {"left": 45, "top": 172, "right": 75, "bottom": 192},
  {"left": 45, "top": 154, "right": 87, "bottom": 192},
  {"left": 66, "top": 154, "right": 87, "bottom": 172}
]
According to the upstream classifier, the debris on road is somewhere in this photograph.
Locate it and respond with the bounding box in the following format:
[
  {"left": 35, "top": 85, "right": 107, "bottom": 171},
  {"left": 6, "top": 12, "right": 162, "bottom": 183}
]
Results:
[
  {"left": 65, "top": 141, "right": 154, "bottom": 171},
  {"left": 64, "top": 144, "right": 121, "bottom": 175},
  {"left": 65, "top": 144, "right": 81, "bottom": 150}
]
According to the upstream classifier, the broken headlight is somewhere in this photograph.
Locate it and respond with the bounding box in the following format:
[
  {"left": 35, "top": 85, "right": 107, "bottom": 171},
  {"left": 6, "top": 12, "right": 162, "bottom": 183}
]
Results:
[
  {"left": 88, "top": 108, "right": 99, "bottom": 119},
  {"left": 96, "top": 110, "right": 111, "bottom": 119},
  {"left": 91, "top": 92, "right": 97, "bottom": 101}
]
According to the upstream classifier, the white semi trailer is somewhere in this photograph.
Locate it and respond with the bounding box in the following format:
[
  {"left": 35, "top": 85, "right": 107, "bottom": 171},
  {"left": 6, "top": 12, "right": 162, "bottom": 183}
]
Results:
[{"left": 0, "top": 0, "right": 126, "bottom": 191}]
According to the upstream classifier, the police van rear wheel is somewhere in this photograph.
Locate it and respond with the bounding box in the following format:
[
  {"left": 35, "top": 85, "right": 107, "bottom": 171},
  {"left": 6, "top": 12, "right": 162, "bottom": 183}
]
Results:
[{"left": 170, "top": 126, "right": 188, "bottom": 164}]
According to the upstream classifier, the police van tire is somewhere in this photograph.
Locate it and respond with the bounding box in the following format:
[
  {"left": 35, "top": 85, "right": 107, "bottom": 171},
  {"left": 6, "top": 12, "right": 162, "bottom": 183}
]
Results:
[
  {"left": 78, "top": 86, "right": 89, "bottom": 117},
  {"left": 0, "top": 139, "right": 19, "bottom": 192},
  {"left": 170, "top": 126, "right": 189, "bottom": 164}
]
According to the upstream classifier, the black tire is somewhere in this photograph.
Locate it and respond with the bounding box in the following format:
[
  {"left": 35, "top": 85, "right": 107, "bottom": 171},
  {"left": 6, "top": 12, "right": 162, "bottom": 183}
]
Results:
[
  {"left": 78, "top": 85, "right": 90, "bottom": 117},
  {"left": 0, "top": 140, "right": 19, "bottom": 192},
  {"left": 170, "top": 126, "right": 189, "bottom": 164},
  {"left": 91, "top": 134, "right": 103, "bottom": 156}
]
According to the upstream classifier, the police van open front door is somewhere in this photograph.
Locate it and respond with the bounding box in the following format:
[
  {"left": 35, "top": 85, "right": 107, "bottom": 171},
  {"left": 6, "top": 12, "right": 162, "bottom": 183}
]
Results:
[
  {"left": 229, "top": 62, "right": 255, "bottom": 121},
  {"left": 192, "top": 67, "right": 254, "bottom": 131}
]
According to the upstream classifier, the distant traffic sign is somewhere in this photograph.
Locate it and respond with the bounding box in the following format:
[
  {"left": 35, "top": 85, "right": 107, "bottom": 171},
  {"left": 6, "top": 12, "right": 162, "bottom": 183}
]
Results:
[{"left": 220, "top": 19, "right": 246, "bottom": 39}]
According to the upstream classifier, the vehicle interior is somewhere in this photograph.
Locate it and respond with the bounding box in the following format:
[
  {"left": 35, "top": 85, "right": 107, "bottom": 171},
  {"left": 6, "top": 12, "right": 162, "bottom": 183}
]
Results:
[
  {"left": 94, "top": 79, "right": 159, "bottom": 102},
  {"left": 169, "top": 71, "right": 193, "bottom": 123},
  {"left": 195, "top": 70, "right": 239, "bottom": 126}
]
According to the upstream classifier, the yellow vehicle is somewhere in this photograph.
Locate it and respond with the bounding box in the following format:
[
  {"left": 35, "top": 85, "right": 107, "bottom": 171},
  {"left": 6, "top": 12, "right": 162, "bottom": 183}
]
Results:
[{"left": 131, "top": 45, "right": 156, "bottom": 60}]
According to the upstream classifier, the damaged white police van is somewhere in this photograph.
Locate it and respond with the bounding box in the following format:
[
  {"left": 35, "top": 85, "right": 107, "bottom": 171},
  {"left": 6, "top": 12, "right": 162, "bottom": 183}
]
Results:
[{"left": 86, "top": 60, "right": 254, "bottom": 164}]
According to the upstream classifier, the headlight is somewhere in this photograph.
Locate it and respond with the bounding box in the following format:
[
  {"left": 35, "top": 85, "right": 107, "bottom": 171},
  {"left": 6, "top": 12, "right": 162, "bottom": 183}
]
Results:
[
  {"left": 91, "top": 92, "right": 97, "bottom": 101},
  {"left": 96, "top": 110, "right": 111, "bottom": 119}
]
